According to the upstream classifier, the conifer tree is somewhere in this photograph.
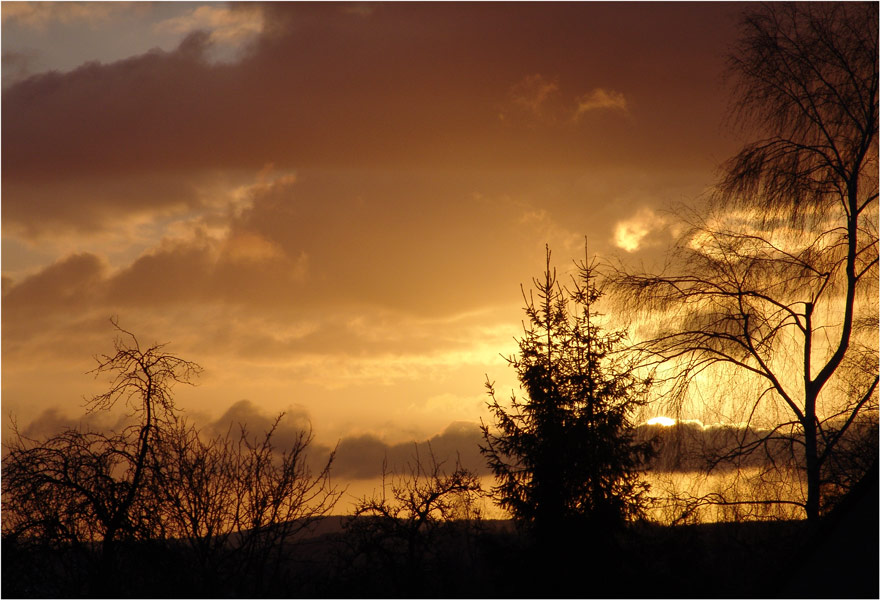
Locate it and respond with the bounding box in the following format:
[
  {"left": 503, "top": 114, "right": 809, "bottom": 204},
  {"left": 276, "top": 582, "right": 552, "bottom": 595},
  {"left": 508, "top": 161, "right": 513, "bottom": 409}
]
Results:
[{"left": 480, "top": 245, "right": 653, "bottom": 544}]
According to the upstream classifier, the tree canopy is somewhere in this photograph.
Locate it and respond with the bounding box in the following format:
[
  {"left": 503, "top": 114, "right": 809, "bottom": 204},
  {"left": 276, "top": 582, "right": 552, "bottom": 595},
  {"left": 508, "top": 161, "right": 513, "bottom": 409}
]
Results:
[{"left": 481, "top": 246, "right": 653, "bottom": 543}]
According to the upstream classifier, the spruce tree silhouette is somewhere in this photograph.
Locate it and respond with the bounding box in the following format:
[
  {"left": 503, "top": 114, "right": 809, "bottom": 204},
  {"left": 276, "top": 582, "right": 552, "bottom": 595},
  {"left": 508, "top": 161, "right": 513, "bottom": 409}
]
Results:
[{"left": 481, "top": 245, "right": 653, "bottom": 586}]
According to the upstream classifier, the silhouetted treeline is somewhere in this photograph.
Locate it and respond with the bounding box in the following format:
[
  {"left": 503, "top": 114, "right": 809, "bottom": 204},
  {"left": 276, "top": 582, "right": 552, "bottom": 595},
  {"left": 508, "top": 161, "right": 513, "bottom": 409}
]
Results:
[{"left": 4, "top": 493, "right": 877, "bottom": 598}]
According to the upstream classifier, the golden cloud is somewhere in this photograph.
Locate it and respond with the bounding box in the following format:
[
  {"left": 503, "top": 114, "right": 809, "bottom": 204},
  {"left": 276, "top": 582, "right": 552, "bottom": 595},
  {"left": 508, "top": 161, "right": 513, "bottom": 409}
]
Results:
[
  {"left": 574, "top": 87, "right": 628, "bottom": 119},
  {"left": 153, "top": 5, "right": 264, "bottom": 48},
  {"left": 614, "top": 207, "right": 667, "bottom": 252},
  {"left": 1, "top": 1, "right": 137, "bottom": 29},
  {"left": 509, "top": 73, "right": 560, "bottom": 116}
]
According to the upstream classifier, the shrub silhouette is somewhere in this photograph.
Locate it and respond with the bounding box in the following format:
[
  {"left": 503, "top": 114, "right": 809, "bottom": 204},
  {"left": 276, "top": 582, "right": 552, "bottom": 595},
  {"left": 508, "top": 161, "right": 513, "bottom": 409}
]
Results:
[
  {"left": 341, "top": 445, "right": 483, "bottom": 596},
  {"left": 1, "top": 320, "right": 339, "bottom": 597}
]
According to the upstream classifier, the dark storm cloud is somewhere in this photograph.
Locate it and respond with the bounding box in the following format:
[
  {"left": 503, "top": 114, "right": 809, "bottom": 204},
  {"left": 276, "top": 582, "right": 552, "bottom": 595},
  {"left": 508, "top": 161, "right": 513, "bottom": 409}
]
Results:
[
  {"left": 11, "top": 400, "right": 822, "bottom": 482},
  {"left": 323, "top": 420, "right": 810, "bottom": 480},
  {"left": 1, "top": 158, "right": 713, "bottom": 336},
  {"left": 203, "top": 398, "right": 319, "bottom": 452},
  {"left": 637, "top": 421, "right": 801, "bottom": 473},
  {"left": 2, "top": 171, "right": 554, "bottom": 322},
  {"left": 2, "top": 49, "right": 37, "bottom": 88},
  {"left": 2, "top": 175, "right": 205, "bottom": 237},
  {"left": 2, "top": 252, "right": 107, "bottom": 314},
  {"left": 18, "top": 407, "right": 103, "bottom": 440},
  {"left": 2, "top": 3, "right": 740, "bottom": 236},
  {"left": 10, "top": 399, "right": 485, "bottom": 481},
  {"left": 331, "top": 421, "right": 488, "bottom": 480},
  {"left": 17, "top": 405, "right": 148, "bottom": 442},
  {"left": 104, "top": 230, "right": 305, "bottom": 309}
]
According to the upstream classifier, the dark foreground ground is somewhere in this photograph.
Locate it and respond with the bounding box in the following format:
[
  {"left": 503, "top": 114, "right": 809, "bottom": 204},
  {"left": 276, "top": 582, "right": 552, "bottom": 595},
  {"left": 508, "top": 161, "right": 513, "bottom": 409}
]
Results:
[{"left": 4, "top": 469, "right": 877, "bottom": 599}]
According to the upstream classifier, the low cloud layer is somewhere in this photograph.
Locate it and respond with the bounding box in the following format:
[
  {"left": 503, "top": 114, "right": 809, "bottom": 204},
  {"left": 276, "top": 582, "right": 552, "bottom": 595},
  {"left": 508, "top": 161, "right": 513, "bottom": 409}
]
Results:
[
  {"left": 332, "top": 421, "right": 488, "bottom": 479},
  {"left": 15, "top": 399, "right": 848, "bottom": 484}
]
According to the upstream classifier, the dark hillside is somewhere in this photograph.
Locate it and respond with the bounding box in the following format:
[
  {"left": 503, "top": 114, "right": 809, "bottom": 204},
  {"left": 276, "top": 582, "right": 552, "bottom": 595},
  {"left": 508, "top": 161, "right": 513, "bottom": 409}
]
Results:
[
  {"left": 4, "top": 507, "right": 877, "bottom": 598},
  {"left": 778, "top": 461, "right": 879, "bottom": 599}
]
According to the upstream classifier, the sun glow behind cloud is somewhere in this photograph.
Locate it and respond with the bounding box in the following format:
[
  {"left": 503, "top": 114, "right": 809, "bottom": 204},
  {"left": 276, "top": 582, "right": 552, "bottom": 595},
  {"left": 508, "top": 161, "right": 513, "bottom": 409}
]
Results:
[
  {"left": 2, "top": 2, "right": 752, "bottom": 498},
  {"left": 153, "top": 4, "right": 264, "bottom": 61},
  {"left": 614, "top": 207, "right": 667, "bottom": 252}
]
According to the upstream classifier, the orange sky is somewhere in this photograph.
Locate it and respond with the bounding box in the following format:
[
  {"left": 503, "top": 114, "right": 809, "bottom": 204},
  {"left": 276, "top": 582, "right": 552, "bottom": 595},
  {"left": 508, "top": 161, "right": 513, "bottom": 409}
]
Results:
[{"left": 2, "top": 2, "right": 747, "bottom": 485}]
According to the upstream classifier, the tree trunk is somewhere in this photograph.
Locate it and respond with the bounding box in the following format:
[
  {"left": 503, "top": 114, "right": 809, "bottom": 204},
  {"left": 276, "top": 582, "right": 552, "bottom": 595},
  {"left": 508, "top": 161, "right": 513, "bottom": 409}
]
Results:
[
  {"left": 96, "top": 533, "right": 118, "bottom": 597},
  {"left": 803, "top": 408, "right": 820, "bottom": 523},
  {"left": 802, "top": 304, "right": 820, "bottom": 523}
]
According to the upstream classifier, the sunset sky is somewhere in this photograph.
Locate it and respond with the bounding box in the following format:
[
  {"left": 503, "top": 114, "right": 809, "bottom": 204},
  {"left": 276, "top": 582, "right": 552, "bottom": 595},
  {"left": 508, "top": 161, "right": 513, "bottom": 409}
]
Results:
[{"left": 2, "top": 2, "right": 748, "bottom": 491}]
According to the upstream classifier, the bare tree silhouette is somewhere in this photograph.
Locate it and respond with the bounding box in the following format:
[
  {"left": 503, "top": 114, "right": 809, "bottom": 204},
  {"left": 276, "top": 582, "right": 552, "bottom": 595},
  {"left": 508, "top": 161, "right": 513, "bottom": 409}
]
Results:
[
  {"left": 2, "top": 319, "right": 201, "bottom": 590},
  {"left": 2, "top": 320, "right": 339, "bottom": 596},
  {"left": 343, "top": 445, "right": 483, "bottom": 595},
  {"left": 614, "top": 3, "right": 878, "bottom": 522},
  {"left": 157, "top": 416, "right": 340, "bottom": 595}
]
